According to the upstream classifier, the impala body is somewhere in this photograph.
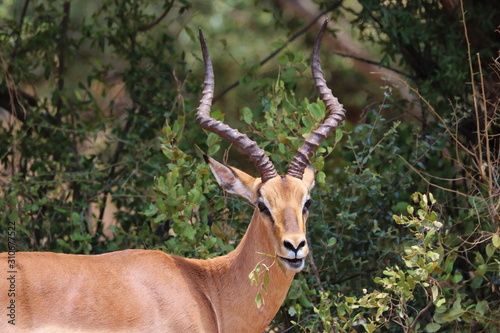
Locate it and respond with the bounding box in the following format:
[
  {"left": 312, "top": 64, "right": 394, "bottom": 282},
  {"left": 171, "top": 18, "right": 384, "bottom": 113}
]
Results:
[{"left": 0, "top": 20, "right": 345, "bottom": 333}]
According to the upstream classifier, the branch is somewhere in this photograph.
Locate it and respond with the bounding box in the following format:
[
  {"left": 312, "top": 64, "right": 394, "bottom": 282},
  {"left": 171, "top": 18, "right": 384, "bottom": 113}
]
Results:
[
  {"left": 138, "top": 0, "right": 174, "bottom": 32},
  {"left": 55, "top": 1, "right": 71, "bottom": 120},
  {"left": 213, "top": 2, "right": 341, "bottom": 103},
  {"left": 0, "top": 0, "right": 33, "bottom": 122},
  {"left": 212, "top": 3, "right": 411, "bottom": 103},
  {"left": 95, "top": 114, "right": 134, "bottom": 242},
  {"left": 0, "top": 54, "right": 34, "bottom": 122},
  {"left": 307, "top": 251, "right": 326, "bottom": 293},
  {"left": 330, "top": 51, "right": 412, "bottom": 78},
  {"left": 11, "top": 0, "right": 30, "bottom": 59},
  {"left": 408, "top": 298, "right": 434, "bottom": 330},
  {"left": 332, "top": 268, "right": 378, "bottom": 285}
]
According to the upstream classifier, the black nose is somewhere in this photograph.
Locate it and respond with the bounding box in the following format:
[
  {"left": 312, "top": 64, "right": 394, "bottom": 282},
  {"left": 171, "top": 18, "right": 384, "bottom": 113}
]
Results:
[{"left": 283, "top": 240, "right": 306, "bottom": 254}]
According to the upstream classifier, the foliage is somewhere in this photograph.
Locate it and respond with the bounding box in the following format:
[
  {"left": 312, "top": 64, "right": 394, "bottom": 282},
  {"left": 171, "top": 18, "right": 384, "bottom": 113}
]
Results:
[
  {"left": 314, "top": 191, "right": 499, "bottom": 333},
  {"left": 0, "top": 0, "right": 193, "bottom": 253},
  {"left": 1, "top": 1, "right": 499, "bottom": 333}
]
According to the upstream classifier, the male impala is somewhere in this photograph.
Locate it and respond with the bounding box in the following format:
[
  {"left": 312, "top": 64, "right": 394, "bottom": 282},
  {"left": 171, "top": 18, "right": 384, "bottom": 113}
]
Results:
[{"left": 0, "top": 20, "right": 345, "bottom": 332}]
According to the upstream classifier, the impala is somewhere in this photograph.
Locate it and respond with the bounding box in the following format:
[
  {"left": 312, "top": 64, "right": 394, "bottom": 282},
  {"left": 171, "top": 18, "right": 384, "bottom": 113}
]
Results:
[{"left": 0, "top": 20, "right": 345, "bottom": 333}]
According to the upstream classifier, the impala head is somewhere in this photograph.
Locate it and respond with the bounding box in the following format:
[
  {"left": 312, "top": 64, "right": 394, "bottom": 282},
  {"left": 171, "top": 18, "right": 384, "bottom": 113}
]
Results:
[{"left": 196, "top": 20, "right": 345, "bottom": 273}]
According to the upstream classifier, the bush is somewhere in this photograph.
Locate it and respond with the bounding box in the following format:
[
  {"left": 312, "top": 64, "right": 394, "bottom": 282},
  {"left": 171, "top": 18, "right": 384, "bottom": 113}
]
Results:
[{"left": 1, "top": 1, "right": 498, "bottom": 332}]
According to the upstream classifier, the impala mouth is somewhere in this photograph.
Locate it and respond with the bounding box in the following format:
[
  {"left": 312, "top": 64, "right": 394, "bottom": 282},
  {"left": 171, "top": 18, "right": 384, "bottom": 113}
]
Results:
[{"left": 279, "top": 256, "right": 305, "bottom": 271}]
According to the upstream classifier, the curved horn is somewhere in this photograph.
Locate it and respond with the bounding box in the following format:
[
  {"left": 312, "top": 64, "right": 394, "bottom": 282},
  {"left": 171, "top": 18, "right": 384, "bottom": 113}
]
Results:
[
  {"left": 195, "top": 29, "right": 279, "bottom": 182},
  {"left": 287, "top": 19, "right": 346, "bottom": 179}
]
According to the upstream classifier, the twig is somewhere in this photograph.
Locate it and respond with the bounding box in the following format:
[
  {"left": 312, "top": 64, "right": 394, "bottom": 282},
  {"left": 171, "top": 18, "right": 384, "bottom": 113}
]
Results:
[
  {"left": 213, "top": 2, "right": 341, "bottom": 103},
  {"left": 373, "top": 71, "right": 474, "bottom": 156},
  {"left": 2, "top": 0, "right": 32, "bottom": 122},
  {"left": 332, "top": 268, "right": 378, "bottom": 285},
  {"left": 212, "top": 4, "right": 411, "bottom": 104},
  {"left": 55, "top": 2, "right": 71, "bottom": 120},
  {"left": 95, "top": 115, "right": 134, "bottom": 241},
  {"left": 307, "top": 251, "right": 326, "bottom": 293},
  {"left": 408, "top": 290, "right": 434, "bottom": 330},
  {"left": 138, "top": 0, "right": 174, "bottom": 32},
  {"left": 398, "top": 155, "right": 470, "bottom": 199},
  {"left": 10, "top": 0, "right": 30, "bottom": 59}
]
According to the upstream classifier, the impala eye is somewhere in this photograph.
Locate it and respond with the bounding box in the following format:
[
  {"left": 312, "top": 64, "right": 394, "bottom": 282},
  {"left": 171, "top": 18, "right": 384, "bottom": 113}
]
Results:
[
  {"left": 303, "top": 199, "right": 313, "bottom": 214},
  {"left": 257, "top": 201, "right": 271, "bottom": 216}
]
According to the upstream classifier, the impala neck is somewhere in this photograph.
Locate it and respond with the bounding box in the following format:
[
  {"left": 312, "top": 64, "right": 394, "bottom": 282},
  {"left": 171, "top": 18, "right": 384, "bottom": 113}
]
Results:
[{"left": 206, "top": 209, "right": 295, "bottom": 332}]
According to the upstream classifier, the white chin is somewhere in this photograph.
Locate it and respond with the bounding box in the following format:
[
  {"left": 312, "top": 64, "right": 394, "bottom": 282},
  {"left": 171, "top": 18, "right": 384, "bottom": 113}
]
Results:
[{"left": 280, "top": 257, "right": 305, "bottom": 272}]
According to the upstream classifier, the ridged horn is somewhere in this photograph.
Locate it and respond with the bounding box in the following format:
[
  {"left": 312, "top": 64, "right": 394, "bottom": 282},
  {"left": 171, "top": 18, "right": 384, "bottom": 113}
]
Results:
[
  {"left": 287, "top": 19, "right": 346, "bottom": 179},
  {"left": 196, "top": 29, "right": 279, "bottom": 182}
]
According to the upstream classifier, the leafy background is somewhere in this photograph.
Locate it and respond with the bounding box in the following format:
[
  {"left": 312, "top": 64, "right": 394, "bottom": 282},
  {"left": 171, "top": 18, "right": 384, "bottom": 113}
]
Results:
[{"left": 0, "top": 0, "right": 499, "bottom": 332}]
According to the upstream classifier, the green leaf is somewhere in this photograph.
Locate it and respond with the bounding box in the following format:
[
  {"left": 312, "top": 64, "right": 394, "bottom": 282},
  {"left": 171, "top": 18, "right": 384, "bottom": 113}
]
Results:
[
  {"left": 182, "top": 225, "right": 196, "bottom": 241},
  {"left": 363, "top": 323, "right": 378, "bottom": 333},
  {"left": 8, "top": 211, "right": 19, "bottom": 223},
  {"left": 492, "top": 234, "right": 500, "bottom": 248},
  {"left": 392, "top": 201, "right": 409, "bottom": 213},
  {"left": 428, "top": 192, "right": 436, "bottom": 204},
  {"left": 277, "top": 134, "right": 289, "bottom": 144},
  {"left": 166, "top": 197, "right": 180, "bottom": 207},
  {"left": 277, "top": 258, "right": 287, "bottom": 275},
  {"left": 425, "top": 323, "right": 441, "bottom": 332},
  {"left": 205, "top": 237, "right": 217, "bottom": 249},
  {"left": 424, "top": 229, "right": 436, "bottom": 247},
  {"left": 475, "top": 300, "right": 489, "bottom": 316},
  {"left": 256, "top": 252, "right": 275, "bottom": 258},
  {"left": 435, "top": 298, "right": 446, "bottom": 307},
  {"left": 242, "top": 107, "right": 253, "bottom": 124},
  {"left": 207, "top": 143, "right": 220, "bottom": 156},
  {"left": 327, "top": 237, "right": 337, "bottom": 247},
  {"left": 255, "top": 292, "right": 262, "bottom": 308},
  {"left": 71, "top": 212, "right": 81, "bottom": 223},
  {"left": 302, "top": 115, "right": 314, "bottom": 129},
  {"left": 143, "top": 204, "right": 158, "bottom": 217},
  {"left": 447, "top": 298, "right": 465, "bottom": 319},
  {"left": 189, "top": 188, "right": 202, "bottom": 204},
  {"left": 287, "top": 281, "right": 302, "bottom": 299},
  {"left": 207, "top": 132, "right": 221, "bottom": 149},
  {"left": 470, "top": 276, "right": 483, "bottom": 289},
  {"left": 278, "top": 143, "right": 286, "bottom": 155},
  {"left": 345, "top": 297, "right": 356, "bottom": 303},
  {"left": 156, "top": 176, "right": 168, "bottom": 194},
  {"left": 451, "top": 273, "right": 463, "bottom": 283},
  {"left": 278, "top": 54, "right": 288, "bottom": 66},
  {"left": 298, "top": 293, "right": 313, "bottom": 308},
  {"left": 475, "top": 264, "right": 487, "bottom": 276},
  {"left": 184, "top": 25, "right": 195, "bottom": 41},
  {"left": 431, "top": 285, "right": 439, "bottom": 302},
  {"left": 211, "top": 223, "right": 226, "bottom": 240},
  {"left": 249, "top": 269, "right": 258, "bottom": 286},
  {"left": 316, "top": 171, "right": 326, "bottom": 185},
  {"left": 263, "top": 270, "right": 270, "bottom": 288},
  {"left": 156, "top": 198, "right": 166, "bottom": 212},
  {"left": 154, "top": 213, "right": 167, "bottom": 223},
  {"left": 307, "top": 103, "right": 324, "bottom": 121},
  {"left": 485, "top": 243, "right": 495, "bottom": 258},
  {"left": 335, "top": 127, "right": 343, "bottom": 143}
]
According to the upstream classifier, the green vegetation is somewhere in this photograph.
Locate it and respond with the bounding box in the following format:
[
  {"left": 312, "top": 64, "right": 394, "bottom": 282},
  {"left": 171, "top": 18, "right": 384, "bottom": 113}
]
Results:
[{"left": 1, "top": 0, "right": 498, "bottom": 331}]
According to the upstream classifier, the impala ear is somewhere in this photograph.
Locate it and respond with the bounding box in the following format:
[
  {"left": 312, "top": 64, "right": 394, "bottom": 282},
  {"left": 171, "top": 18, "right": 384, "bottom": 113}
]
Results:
[
  {"left": 302, "top": 165, "right": 316, "bottom": 190},
  {"left": 204, "top": 155, "right": 259, "bottom": 202}
]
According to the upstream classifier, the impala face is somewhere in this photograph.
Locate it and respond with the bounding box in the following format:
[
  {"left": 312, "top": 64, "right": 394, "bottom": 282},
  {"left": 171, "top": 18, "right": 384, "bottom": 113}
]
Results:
[
  {"left": 206, "top": 156, "right": 317, "bottom": 273},
  {"left": 256, "top": 172, "right": 315, "bottom": 272}
]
